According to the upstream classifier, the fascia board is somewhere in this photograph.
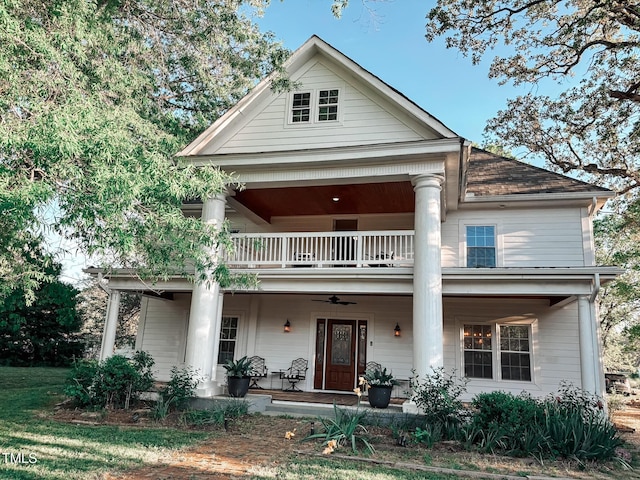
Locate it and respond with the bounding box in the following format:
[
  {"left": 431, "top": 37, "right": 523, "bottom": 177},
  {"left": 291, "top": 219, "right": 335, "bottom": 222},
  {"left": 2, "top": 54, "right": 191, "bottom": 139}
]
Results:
[
  {"left": 186, "top": 138, "right": 462, "bottom": 169},
  {"left": 176, "top": 76, "right": 274, "bottom": 157},
  {"left": 442, "top": 266, "right": 623, "bottom": 281},
  {"left": 461, "top": 191, "right": 615, "bottom": 209}
]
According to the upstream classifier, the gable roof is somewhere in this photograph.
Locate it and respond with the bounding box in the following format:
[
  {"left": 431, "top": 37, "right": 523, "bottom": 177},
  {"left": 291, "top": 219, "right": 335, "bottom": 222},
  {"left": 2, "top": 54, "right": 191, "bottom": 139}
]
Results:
[
  {"left": 466, "top": 148, "right": 612, "bottom": 197},
  {"left": 177, "top": 35, "right": 459, "bottom": 158}
]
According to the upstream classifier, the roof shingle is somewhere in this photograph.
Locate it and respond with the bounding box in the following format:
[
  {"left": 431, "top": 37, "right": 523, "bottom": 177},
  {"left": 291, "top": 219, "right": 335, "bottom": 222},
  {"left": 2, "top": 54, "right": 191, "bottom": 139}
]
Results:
[{"left": 466, "top": 148, "right": 611, "bottom": 197}]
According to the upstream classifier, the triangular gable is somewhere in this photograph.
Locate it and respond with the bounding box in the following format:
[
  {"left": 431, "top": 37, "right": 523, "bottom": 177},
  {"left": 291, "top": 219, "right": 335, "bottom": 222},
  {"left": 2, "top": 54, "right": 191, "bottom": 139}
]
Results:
[{"left": 178, "top": 35, "right": 458, "bottom": 158}]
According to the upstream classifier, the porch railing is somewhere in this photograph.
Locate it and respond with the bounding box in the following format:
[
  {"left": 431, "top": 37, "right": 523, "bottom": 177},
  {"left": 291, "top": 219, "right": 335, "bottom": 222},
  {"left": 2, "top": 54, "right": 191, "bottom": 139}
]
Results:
[{"left": 226, "top": 230, "right": 414, "bottom": 269}]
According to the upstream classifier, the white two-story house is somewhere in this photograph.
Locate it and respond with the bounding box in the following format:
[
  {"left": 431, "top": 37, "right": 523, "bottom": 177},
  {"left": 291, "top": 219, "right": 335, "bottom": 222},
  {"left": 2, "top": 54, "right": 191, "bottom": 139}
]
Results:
[{"left": 96, "top": 36, "right": 619, "bottom": 402}]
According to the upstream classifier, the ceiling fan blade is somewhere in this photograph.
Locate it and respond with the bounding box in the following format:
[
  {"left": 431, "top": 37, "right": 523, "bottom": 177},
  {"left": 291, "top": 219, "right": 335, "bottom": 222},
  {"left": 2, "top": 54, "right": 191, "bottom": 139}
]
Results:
[{"left": 311, "top": 295, "right": 356, "bottom": 305}]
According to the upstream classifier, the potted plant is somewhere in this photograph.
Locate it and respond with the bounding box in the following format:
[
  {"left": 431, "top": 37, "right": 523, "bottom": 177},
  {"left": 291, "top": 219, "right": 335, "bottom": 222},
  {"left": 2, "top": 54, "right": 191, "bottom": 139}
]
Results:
[
  {"left": 362, "top": 366, "right": 399, "bottom": 408},
  {"left": 223, "top": 356, "right": 252, "bottom": 398}
]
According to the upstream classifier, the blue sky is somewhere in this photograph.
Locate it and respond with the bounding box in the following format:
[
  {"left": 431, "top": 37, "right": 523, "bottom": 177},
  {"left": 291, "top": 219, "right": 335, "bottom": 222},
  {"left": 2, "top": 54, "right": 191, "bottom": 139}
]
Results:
[{"left": 256, "top": 0, "right": 537, "bottom": 144}]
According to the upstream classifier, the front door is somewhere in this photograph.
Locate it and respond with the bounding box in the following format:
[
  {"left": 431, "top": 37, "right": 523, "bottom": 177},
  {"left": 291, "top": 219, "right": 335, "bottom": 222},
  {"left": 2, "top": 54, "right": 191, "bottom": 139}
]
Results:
[{"left": 324, "top": 319, "right": 357, "bottom": 391}]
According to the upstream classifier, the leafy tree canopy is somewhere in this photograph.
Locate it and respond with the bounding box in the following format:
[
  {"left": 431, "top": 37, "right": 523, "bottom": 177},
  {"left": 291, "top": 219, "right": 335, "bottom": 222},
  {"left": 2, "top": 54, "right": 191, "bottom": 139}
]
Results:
[
  {"left": 423, "top": 0, "right": 640, "bottom": 194},
  {"left": 0, "top": 0, "right": 289, "bottom": 300}
]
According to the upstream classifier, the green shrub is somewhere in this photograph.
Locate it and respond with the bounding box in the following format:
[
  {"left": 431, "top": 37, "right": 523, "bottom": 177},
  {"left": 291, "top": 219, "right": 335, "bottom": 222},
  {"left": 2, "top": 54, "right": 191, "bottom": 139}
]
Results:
[
  {"left": 64, "top": 359, "right": 99, "bottom": 407},
  {"left": 470, "top": 391, "right": 545, "bottom": 455},
  {"left": 160, "top": 365, "right": 199, "bottom": 411},
  {"left": 410, "top": 367, "right": 468, "bottom": 442},
  {"left": 65, "top": 351, "right": 155, "bottom": 409}
]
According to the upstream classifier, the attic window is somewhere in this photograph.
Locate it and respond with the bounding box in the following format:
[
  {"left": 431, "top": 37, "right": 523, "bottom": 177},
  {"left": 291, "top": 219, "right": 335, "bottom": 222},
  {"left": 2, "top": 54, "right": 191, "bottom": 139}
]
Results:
[
  {"left": 288, "top": 88, "right": 342, "bottom": 126},
  {"left": 291, "top": 92, "right": 311, "bottom": 122},
  {"left": 318, "top": 89, "right": 339, "bottom": 121}
]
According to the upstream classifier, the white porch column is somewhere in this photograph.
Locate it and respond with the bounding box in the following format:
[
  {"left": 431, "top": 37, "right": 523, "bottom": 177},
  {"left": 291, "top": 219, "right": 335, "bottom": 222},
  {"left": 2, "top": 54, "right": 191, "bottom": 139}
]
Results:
[
  {"left": 100, "top": 290, "right": 121, "bottom": 360},
  {"left": 185, "top": 193, "right": 227, "bottom": 396},
  {"left": 578, "top": 295, "right": 597, "bottom": 395},
  {"left": 411, "top": 174, "right": 444, "bottom": 378}
]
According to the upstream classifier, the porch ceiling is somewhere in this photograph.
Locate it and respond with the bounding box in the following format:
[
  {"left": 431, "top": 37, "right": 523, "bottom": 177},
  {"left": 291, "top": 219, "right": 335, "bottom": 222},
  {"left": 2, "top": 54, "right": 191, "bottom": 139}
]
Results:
[{"left": 232, "top": 181, "right": 415, "bottom": 222}]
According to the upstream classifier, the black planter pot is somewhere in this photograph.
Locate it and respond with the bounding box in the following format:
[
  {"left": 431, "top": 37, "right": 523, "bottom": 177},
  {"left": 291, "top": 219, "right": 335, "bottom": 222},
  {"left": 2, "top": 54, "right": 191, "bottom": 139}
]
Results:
[
  {"left": 227, "top": 376, "right": 250, "bottom": 398},
  {"left": 367, "top": 385, "right": 393, "bottom": 408}
]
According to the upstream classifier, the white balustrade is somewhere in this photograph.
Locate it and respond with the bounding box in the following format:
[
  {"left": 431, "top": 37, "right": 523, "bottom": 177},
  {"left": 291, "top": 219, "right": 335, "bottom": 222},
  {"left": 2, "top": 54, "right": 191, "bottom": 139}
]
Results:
[{"left": 225, "top": 231, "right": 414, "bottom": 269}]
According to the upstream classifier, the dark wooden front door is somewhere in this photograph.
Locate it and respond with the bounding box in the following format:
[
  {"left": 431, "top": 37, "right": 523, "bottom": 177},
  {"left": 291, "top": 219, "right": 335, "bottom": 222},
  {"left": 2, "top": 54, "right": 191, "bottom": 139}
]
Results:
[{"left": 324, "top": 319, "right": 357, "bottom": 391}]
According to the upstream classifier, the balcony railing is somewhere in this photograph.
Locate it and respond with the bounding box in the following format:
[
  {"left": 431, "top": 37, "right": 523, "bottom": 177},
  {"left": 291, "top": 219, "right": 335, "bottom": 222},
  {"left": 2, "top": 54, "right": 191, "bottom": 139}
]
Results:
[{"left": 226, "top": 230, "right": 415, "bottom": 269}]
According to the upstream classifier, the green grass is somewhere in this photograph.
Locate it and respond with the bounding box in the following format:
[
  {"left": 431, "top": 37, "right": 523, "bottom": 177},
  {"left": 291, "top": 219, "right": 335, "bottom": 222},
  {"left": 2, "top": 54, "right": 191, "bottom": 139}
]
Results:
[
  {"left": 0, "top": 366, "right": 208, "bottom": 479},
  {"left": 251, "top": 458, "right": 487, "bottom": 479}
]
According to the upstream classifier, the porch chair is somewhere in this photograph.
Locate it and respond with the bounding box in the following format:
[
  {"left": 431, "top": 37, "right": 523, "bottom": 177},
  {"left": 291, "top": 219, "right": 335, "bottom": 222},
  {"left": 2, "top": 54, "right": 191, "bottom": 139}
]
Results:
[
  {"left": 368, "top": 251, "right": 394, "bottom": 267},
  {"left": 279, "top": 358, "right": 308, "bottom": 392},
  {"left": 365, "top": 361, "right": 382, "bottom": 373},
  {"left": 248, "top": 356, "right": 268, "bottom": 389},
  {"left": 363, "top": 361, "right": 382, "bottom": 394}
]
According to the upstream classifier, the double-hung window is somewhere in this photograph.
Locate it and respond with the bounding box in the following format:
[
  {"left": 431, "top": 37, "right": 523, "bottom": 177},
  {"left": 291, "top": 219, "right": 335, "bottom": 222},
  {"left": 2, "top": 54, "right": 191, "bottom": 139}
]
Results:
[
  {"left": 318, "top": 89, "right": 339, "bottom": 121},
  {"left": 218, "top": 316, "right": 239, "bottom": 364},
  {"left": 291, "top": 92, "right": 311, "bottom": 123},
  {"left": 289, "top": 88, "right": 340, "bottom": 124},
  {"left": 466, "top": 225, "right": 496, "bottom": 267},
  {"left": 463, "top": 324, "right": 532, "bottom": 382}
]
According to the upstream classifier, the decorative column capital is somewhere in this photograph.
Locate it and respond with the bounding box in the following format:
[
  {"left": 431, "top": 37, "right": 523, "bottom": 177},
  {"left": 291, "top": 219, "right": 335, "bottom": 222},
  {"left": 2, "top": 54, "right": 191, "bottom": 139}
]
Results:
[{"left": 411, "top": 174, "right": 444, "bottom": 191}]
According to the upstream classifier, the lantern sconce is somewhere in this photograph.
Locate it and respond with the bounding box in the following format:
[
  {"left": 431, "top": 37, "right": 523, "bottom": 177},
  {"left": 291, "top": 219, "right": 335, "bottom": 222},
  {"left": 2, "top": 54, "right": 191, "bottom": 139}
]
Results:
[
  {"left": 394, "top": 323, "right": 401, "bottom": 337},
  {"left": 284, "top": 319, "right": 291, "bottom": 333}
]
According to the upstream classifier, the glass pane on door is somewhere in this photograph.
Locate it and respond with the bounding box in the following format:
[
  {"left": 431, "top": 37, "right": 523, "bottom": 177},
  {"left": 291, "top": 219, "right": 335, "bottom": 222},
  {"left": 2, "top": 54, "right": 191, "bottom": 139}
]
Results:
[{"left": 331, "top": 324, "right": 352, "bottom": 365}]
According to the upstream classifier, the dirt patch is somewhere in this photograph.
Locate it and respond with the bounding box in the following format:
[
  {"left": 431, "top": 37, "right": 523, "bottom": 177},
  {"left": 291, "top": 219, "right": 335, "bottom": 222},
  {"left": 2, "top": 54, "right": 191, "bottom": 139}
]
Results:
[{"left": 52, "top": 401, "right": 640, "bottom": 480}]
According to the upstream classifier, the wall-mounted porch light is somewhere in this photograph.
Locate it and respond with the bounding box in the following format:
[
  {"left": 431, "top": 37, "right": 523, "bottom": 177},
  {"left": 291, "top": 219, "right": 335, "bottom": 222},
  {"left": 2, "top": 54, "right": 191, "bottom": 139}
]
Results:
[
  {"left": 284, "top": 319, "right": 291, "bottom": 333},
  {"left": 394, "top": 323, "right": 401, "bottom": 337}
]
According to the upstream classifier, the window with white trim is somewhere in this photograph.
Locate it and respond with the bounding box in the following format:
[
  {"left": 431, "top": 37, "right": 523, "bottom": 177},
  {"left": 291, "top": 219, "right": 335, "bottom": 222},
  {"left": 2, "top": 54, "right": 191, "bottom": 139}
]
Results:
[
  {"left": 218, "top": 316, "right": 239, "bottom": 364},
  {"left": 463, "top": 324, "right": 531, "bottom": 381},
  {"left": 318, "top": 89, "right": 339, "bottom": 121},
  {"left": 466, "top": 225, "right": 496, "bottom": 267},
  {"left": 291, "top": 92, "right": 311, "bottom": 123},
  {"left": 288, "top": 88, "right": 340, "bottom": 124}
]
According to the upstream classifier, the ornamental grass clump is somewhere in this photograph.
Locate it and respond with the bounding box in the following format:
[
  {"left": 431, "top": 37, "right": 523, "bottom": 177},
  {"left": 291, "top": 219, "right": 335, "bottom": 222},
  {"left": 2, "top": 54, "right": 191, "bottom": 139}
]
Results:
[{"left": 307, "top": 384, "right": 374, "bottom": 455}]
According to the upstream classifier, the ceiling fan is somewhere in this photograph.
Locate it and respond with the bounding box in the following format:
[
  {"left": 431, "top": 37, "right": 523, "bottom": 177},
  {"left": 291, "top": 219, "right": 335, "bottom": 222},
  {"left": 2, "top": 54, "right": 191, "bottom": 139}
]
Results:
[{"left": 312, "top": 295, "right": 357, "bottom": 305}]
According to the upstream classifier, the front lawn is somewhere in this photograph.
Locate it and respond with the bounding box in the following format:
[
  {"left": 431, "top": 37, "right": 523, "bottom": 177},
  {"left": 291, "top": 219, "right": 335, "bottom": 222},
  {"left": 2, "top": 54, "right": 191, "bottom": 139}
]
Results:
[
  {"left": 0, "top": 366, "right": 637, "bottom": 480},
  {"left": 0, "top": 367, "right": 208, "bottom": 479}
]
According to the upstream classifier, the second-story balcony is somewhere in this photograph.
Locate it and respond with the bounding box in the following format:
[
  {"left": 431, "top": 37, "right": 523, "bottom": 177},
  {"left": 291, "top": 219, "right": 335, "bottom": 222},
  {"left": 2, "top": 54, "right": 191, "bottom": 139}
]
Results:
[{"left": 226, "top": 230, "right": 415, "bottom": 269}]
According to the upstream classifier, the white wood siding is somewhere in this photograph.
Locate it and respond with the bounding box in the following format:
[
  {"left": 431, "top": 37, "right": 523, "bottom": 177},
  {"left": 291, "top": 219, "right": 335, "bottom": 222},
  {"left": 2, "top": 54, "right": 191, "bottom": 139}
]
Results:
[
  {"left": 136, "top": 294, "right": 190, "bottom": 381},
  {"left": 215, "top": 60, "right": 433, "bottom": 154},
  {"left": 443, "top": 298, "right": 581, "bottom": 401},
  {"left": 443, "top": 207, "right": 587, "bottom": 268}
]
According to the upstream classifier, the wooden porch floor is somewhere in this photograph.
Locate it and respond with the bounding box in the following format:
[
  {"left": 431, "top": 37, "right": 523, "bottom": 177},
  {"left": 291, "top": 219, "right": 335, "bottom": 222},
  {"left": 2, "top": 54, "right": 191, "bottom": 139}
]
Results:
[{"left": 249, "top": 388, "right": 405, "bottom": 406}]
